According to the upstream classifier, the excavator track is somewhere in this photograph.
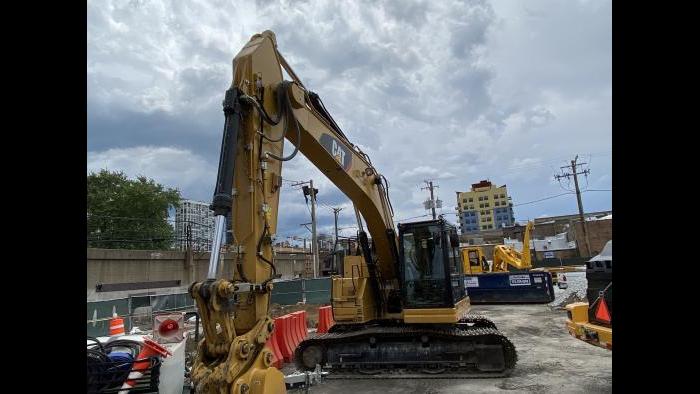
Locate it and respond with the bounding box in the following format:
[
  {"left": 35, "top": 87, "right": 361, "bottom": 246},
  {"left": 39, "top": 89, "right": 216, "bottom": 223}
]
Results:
[
  {"left": 294, "top": 317, "right": 516, "bottom": 378},
  {"left": 458, "top": 314, "right": 498, "bottom": 330}
]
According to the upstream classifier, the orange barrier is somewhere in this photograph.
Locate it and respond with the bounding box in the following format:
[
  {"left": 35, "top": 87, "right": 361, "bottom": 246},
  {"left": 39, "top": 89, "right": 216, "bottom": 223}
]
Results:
[
  {"left": 317, "top": 306, "right": 335, "bottom": 334},
  {"left": 265, "top": 333, "right": 283, "bottom": 369},
  {"left": 300, "top": 310, "right": 308, "bottom": 339},
  {"left": 274, "top": 317, "right": 291, "bottom": 363},
  {"left": 267, "top": 311, "right": 310, "bottom": 365},
  {"left": 291, "top": 312, "right": 303, "bottom": 347},
  {"left": 293, "top": 311, "right": 307, "bottom": 342},
  {"left": 109, "top": 316, "right": 125, "bottom": 336},
  {"left": 278, "top": 316, "right": 295, "bottom": 363}
]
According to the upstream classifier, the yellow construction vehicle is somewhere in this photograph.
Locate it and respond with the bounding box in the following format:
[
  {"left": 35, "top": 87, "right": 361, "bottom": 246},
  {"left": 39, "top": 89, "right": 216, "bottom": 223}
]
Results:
[
  {"left": 462, "top": 221, "right": 533, "bottom": 274},
  {"left": 566, "top": 241, "right": 612, "bottom": 350},
  {"left": 460, "top": 222, "right": 555, "bottom": 304},
  {"left": 188, "top": 30, "right": 516, "bottom": 393}
]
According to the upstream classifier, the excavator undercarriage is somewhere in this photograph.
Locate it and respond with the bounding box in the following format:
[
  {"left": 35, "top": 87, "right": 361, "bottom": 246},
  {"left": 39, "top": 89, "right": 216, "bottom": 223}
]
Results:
[{"left": 295, "top": 315, "right": 516, "bottom": 377}]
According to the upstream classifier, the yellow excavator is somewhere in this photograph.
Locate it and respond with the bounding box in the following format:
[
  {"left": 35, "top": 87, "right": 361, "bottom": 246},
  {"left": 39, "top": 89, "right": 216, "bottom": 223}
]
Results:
[
  {"left": 462, "top": 221, "right": 534, "bottom": 275},
  {"left": 188, "top": 30, "right": 516, "bottom": 393},
  {"left": 459, "top": 222, "right": 555, "bottom": 304}
]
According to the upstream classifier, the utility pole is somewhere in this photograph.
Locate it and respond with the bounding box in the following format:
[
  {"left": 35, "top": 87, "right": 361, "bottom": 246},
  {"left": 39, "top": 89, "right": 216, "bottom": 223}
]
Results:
[
  {"left": 330, "top": 206, "right": 344, "bottom": 277},
  {"left": 293, "top": 180, "right": 319, "bottom": 277},
  {"left": 421, "top": 180, "right": 441, "bottom": 219},
  {"left": 331, "top": 207, "right": 344, "bottom": 245},
  {"left": 309, "top": 179, "right": 318, "bottom": 278},
  {"left": 554, "top": 155, "right": 592, "bottom": 257}
]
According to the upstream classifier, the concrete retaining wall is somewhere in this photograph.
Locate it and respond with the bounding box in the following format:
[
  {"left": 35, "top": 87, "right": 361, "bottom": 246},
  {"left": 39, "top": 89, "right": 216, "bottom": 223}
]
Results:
[{"left": 87, "top": 248, "right": 237, "bottom": 293}]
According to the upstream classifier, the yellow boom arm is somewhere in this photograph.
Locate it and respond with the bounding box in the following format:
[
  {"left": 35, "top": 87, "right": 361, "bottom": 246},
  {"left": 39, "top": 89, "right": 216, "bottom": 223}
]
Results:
[{"left": 492, "top": 221, "right": 533, "bottom": 272}]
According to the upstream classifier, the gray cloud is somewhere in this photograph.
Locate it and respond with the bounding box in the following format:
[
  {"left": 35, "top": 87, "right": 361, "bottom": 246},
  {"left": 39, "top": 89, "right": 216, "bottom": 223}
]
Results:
[{"left": 87, "top": 0, "right": 612, "bottom": 239}]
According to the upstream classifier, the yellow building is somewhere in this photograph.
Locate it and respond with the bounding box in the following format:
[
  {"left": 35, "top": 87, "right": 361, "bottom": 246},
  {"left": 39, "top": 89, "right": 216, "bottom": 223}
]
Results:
[{"left": 455, "top": 180, "right": 514, "bottom": 234}]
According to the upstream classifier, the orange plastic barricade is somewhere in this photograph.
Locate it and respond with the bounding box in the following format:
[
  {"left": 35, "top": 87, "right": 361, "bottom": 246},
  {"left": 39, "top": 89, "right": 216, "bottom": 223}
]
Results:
[
  {"left": 317, "top": 306, "right": 335, "bottom": 333},
  {"left": 265, "top": 334, "right": 283, "bottom": 368},
  {"left": 290, "top": 312, "right": 303, "bottom": 347},
  {"left": 317, "top": 307, "right": 328, "bottom": 333},
  {"left": 326, "top": 307, "right": 335, "bottom": 330},
  {"left": 275, "top": 316, "right": 294, "bottom": 363},
  {"left": 297, "top": 311, "right": 308, "bottom": 340}
]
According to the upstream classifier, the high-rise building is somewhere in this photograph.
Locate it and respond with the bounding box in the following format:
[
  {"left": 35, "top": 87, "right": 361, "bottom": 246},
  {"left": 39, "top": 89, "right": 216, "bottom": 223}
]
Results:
[
  {"left": 175, "top": 199, "right": 215, "bottom": 251},
  {"left": 455, "top": 180, "right": 515, "bottom": 234}
]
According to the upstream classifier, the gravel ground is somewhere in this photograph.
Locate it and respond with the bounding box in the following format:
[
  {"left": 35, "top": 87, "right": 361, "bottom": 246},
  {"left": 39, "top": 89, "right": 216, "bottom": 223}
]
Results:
[
  {"left": 289, "top": 278, "right": 611, "bottom": 394},
  {"left": 550, "top": 271, "right": 588, "bottom": 308}
]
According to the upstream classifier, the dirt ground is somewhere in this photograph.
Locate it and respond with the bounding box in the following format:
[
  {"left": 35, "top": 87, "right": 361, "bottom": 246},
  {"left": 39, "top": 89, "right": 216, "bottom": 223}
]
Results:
[{"left": 289, "top": 303, "right": 612, "bottom": 393}]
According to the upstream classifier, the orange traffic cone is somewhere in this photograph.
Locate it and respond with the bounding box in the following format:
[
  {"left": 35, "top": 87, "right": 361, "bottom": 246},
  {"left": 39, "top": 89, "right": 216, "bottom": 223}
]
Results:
[
  {"left": 118, "top": 337, "right": 171, "bottom": 393},
  {"left": 109, "top": 314, "right": 125, "bottom": 337},
  {"left": 595, "top": 298, "right": 611, "bottom": 323}
]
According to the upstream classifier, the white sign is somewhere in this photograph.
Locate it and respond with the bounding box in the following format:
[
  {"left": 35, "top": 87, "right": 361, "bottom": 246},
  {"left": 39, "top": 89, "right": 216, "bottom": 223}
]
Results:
[
  {"left": 533, "top": 276, "right": 542, "bottom": 283},
  {"left": 464, "top": 276, "right": 479, "bottom": 288},
  {"left": 509, "top": 274, "right": 531, "bottom": 286},
  {"left": 544, "top": 251, "right": 555, "bottom": 259}
]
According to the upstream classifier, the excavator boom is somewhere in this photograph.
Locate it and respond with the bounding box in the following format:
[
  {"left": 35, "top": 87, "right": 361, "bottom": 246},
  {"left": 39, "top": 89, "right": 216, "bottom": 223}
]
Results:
[{"left": 492, "top": 221, "right": 533, "bottom": 272}]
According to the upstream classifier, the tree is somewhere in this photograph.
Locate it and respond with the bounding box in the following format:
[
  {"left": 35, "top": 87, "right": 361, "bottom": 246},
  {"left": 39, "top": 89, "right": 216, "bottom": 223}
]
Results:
[{"left": 87, "top": 170, "right": 181, "bottom": 250}]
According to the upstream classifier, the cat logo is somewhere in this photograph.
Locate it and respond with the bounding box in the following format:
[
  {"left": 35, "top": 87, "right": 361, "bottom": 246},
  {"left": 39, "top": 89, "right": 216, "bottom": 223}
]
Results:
[{"left": 320, "top": 134, "right": 352, "bottom": 172}]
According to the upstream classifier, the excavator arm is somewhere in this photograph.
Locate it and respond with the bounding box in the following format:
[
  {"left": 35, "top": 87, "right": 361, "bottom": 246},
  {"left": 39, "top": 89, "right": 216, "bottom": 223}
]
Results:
[
  {"left": 188, "top": 30, "right": 398, "bottom": 394},
  {"left": 492, "top": 221, "right": 533, "bottom": 272}
]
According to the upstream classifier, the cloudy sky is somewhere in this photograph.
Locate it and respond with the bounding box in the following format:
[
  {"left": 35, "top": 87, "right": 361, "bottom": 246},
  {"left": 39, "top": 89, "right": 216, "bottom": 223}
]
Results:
[{"left": 87, "top": 0, "right": 612, "bottom": 242}]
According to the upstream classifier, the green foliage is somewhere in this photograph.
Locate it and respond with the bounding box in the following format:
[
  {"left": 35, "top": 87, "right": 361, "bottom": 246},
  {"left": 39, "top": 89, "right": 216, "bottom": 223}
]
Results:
[{"left": 87, "top": 170, "right": 181, "bottom": 250}]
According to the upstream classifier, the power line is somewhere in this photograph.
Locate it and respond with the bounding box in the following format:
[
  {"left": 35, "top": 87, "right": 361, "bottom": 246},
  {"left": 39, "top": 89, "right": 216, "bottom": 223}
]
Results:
[
  {"left": 397, "top": 214, "right": 431, "bottom": 222},
  {"left": 512, "top": 192, "right": 574, "bottom": 207}
]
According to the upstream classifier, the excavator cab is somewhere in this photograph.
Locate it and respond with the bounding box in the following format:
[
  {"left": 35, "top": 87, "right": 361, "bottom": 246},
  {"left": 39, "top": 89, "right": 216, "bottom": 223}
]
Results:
[
  {"left": 462, "top": 247, "right": 487, "bottom": 275},
  {"left": 398, "top": 219, "right": 466, "bottom": 309}
]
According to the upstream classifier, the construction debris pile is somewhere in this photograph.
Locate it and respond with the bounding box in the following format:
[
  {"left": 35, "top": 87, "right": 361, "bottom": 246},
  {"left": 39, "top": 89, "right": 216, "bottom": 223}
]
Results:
[{"left": 550, "top": 272, "right": 588, "bottom": 308}]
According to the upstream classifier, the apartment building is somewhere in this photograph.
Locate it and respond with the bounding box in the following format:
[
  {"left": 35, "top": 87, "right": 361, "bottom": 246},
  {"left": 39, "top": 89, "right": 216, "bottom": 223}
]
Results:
[{"left": 455, "top": 180, "right": 515, "bottom": 234}]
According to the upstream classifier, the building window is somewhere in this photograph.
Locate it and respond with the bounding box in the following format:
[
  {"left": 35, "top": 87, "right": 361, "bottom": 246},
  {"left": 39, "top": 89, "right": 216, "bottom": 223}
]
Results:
[
  {"left": 500, "top": 194, "right": 505, "bottom": 198},
  {"left": 485, "top": 203, "right": 490, "bottom": 207}
]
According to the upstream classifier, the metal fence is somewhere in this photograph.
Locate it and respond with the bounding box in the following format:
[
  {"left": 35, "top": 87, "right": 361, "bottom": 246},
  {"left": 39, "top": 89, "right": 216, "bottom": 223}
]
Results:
[
  {"left": 87, "top": 278, "right": 332, "bottom": 337},
  {"left": 269, "top": 278, "right": 332, "bottom": 305},
  {"left": 87, "top": 292, "right": 196, "bottom": 337}
]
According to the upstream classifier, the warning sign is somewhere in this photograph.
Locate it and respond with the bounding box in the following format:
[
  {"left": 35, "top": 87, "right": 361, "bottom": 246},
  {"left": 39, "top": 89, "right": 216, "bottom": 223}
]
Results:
[
  {"left": 464, "top": 276, "right": 479, "bottom": 288},
  {"left": 509, "top": 274, "right": 531, "bottom": 286}
]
